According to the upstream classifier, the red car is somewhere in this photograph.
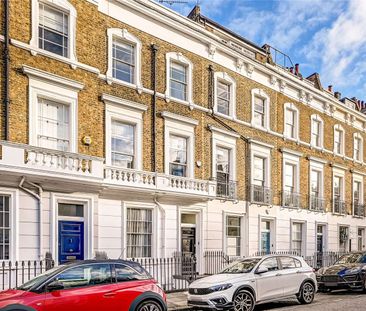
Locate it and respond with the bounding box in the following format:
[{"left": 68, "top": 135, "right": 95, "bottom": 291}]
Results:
[{"left": 0, "top": 260, "right": 167, "bottom": 311}]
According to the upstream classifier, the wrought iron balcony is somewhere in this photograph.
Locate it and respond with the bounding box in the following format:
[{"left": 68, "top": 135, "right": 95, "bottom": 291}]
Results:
[
  {"left": 216, "top": 179, "right": 237, "bottom": 200},
  {"left": 353, "top": 202, "right": 365, "bottom": 218},
  {"left": 281, "top": 191, "right": 302, "bottom": 208},
  {"left": 249, "top": 185, "right": 272, "bottom": 205},
  {"left": 332, "top": 199, "right": 346, "bottom": 215},
  {"left": 309, "top": 195, "right": 326, "bottom": 212}
]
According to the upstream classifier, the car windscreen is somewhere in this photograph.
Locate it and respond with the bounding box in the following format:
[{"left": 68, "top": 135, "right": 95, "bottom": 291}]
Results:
[
  {"left": 220, "top": 258, "right": 261, "bottom": 274},
  {"left": 17, "top": 265, "right": 63, "bottom": 291},
  {"left": 336, "top": 253, "right": 363, "bottom": 264}
]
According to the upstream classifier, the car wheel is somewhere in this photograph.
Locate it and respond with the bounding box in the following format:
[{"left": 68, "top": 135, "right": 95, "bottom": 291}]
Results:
[
  {"left": 297, "top": 282, "right": 315, "bottom": 304},
  {"left": 135, "top": 300, "right": 163, "bottom": 311},
  {"left": 233, "top": 290, "right": 255, "bottom": 311}
]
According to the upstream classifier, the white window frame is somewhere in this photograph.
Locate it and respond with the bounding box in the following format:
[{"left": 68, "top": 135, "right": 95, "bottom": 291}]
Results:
[
  {"left": 333, "top": 124, "right": 345, "bottom": 156},
  {"left": 30, "top": 0, "right": 77, "bottom": 61},
  {"left": 315, "top": 222, "right": 328, "bottom": 253},
  {"left": 332, "top": 167, "right": 345, "bottom": 214},
  {"left": 23, "top": 65, "right": 82, "bottom": 153},
  {"left": 165, "top": 52, "right": 193, "bottom": 105},
  {"left": 310, "top": 114, "right": 324, "bottom": 149},
  {"left": 250, "top": 141, "right": 272, "bottom": 188},
  {"left": 209, "top": 126, "right": 238, "bottom": 182},
  {"left": 290, "top": 220, "right": 306, "bottom": 256},
  {"left": 251, "top": 89, "right": 270, "bottom": 130},
  {"left": 0, "top": 189, "right": 19, "bottom": 262},
  {"left": 283, "top": 103, "right": 299, "bottom": 140},
  {"left": 102, "top": 94, "right": 147, "bottom": 169},
  {"left": 352, "top": 173, "right": 364, "bottom": 216},
  {"left": 282, "top": 150, "right": 301, "bottom": 193},
  {"left": 353, "top": 133, "right": 363, "bottom": 163},
  {"left": 106, "top": 28, "right": 142, "bottom": 91},
  {"left": 214, "top": 72, "right": 236, "bottom": 119},
  {"left": 309, "top": 159, "right": 325, "bottom": 207},
  {"left": 161, "top": 112, "right": 198, "bottom": 178},
  {"left": 223, "top": 212, "right": 243, "bottom": 257}
]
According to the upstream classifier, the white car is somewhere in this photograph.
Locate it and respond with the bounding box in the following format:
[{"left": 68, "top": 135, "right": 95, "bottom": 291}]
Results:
[{"left": 188, "top": 255, "right": 317, "bottom": 311}]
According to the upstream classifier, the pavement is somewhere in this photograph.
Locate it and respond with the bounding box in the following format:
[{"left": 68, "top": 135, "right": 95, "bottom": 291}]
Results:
[{"left": 167, "top": 290, "right": 366, "bottom": 311}]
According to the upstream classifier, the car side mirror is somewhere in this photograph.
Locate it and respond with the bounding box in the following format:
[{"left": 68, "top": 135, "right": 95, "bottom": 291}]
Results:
[
  {"left": 46, "top": 281, "right": 64, "bottom": 292},
  {"left": 256, "top": 267, "right": 269, "bottom": 274}
]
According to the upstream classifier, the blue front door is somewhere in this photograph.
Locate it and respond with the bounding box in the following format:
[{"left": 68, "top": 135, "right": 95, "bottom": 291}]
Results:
[
  {"left": 58, "top": 221, "right": 84, "bottom": 264},
  {"left": 261, "top": 231, "right": 271, "bottom": 254}
]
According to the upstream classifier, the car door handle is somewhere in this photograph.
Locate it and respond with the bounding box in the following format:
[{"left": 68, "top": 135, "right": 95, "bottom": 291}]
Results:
[
  {"left": 104, "top": 293, "right": 116, "bottom": 298},
  {"left": 296, "top": 270, "right": 302, "bottom": 274},
  {"left": 275, "top": 273, "right": 282, "bottom": 276}
]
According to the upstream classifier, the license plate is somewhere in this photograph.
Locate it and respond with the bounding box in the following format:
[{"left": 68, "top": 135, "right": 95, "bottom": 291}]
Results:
[
  {"left": 66, "top": 256, "right": 76, "bottom": 260},
  {"left": 324, "top": 282, "right": 337, "bottom": 287}
]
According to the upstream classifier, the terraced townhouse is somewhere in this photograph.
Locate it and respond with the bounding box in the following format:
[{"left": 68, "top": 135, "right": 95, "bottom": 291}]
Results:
[{"left": 0, "top": 0, "right": 366, "bottom": 273}]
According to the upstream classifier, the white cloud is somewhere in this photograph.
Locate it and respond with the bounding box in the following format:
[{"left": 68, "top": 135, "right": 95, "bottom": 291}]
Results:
[{"left": 302, "top": 0, "right": 366, "bottom": 95}]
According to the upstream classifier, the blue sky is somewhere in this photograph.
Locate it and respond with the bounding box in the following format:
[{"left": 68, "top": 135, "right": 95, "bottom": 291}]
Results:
[{"left": 157, "top": 0, "right": 366, "bottom": 100}]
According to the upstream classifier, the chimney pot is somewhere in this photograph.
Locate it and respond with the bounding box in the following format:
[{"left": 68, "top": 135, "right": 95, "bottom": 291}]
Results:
[
  {"left": 290, "top": 67, "right": 294, "bottom": 73},
  {"left": 295, "top": 64, "right": 299, "bottom": 75},
  {"left": 334, "top": 91, "right": 341, "bottom": 99},
  {"left": 328, "top": 85, "right": 333, "bottom": 93}
]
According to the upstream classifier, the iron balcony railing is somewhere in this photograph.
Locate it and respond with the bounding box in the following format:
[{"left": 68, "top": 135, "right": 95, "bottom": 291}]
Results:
[
  {"left": 249, "top": 185, "right": 272, "bottom": 205},
  {"left": 309, "top": 195, "right": 326, "bottom": 212},
  {"left": 332, "top": 199, "right": 346, "bottom": 215},
  {"left": 216, "top": 179, "right": 237, "bottom": 200},
  {"left": 353, "top": 202, "right": 365, "bottom": 218},
  {"left": 281, "top": 191, "right": 302, "bottom": 208}
]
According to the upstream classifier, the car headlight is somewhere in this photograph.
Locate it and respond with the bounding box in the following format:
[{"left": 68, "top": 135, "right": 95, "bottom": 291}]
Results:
[
  {"left": 345, "top": 267, "right": 361, "bottom": 274},
  {"left": 316, "top": 268, "right": 324, "bottom": 275},
  {"left": 209, "top": 284, "right": 233, "bottom": 292}
]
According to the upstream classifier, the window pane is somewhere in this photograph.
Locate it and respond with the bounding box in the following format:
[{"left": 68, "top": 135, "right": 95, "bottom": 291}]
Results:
[
  {"left": 216, "top": 147, "right": 230, "bottom": 173},
  {"left": 217, "top": 81, "right": 230, "bottom": 115},
  {"left": 39, "top": 3, "right": 68, "bottom": 57},
  {"left": 259, "top": 258, "right": 278, "bottom": 271},
  {"left": 112, "top": 40, "right": 135, "bottom": 83},
  {"left": 284, "top": 164, "right": 295, "bottom": 192},
  {"left": 170, "top": 61, "right": 187, "bottom": 101},
  {"left": 169, "top": 135, "right": 187, "bottom": 176},
  {"left": 111, "top": 121, "right": 135, "bottom": 168},
  {"left": 253, "top": 157, "right": 265, "bottom": 186},
  {"left": 280, "top": 257, "right": 296, "bottom": 269},
  {"left": 38, "top": 98, "right": 70, "bottom": 151},
  {"left": 0, "top": 196, "right": 10, "bottom": 260},
  {"left": 127, "top": 208, "right": 152, "bottom": 258},
  {"left": 55, "top": 264, "right": 112, "bottom": 289},
  {"left": 58, "top": 203, "right": 84, "bottom": 217},
  {"left": 115, "top": 264, "right": 148, "bottom": 282}
]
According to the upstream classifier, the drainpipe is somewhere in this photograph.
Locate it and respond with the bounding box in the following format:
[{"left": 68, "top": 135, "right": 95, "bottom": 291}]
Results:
[
  {"left": 151, "top": 44, "right": 158, "bottom": 172},
  {"left": 4, "top": 0, "right": 10, "bottom": 140},
  {"left": 153, "top": 196, "right": 165, "bottom": 258},
  {"left": 19, "top": 177, "right": 43, "bottom": 260}
]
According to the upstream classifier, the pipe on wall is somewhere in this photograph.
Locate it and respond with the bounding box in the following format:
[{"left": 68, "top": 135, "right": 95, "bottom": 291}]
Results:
[
  {"left": 151, "top": 44, "right": 159, "bottom": 173},
  {"left": 4, "top": 0, "right": 10, "bottom": 140},
  {"left": 19, "top": 177, "right": 44, "bottom": 260}
]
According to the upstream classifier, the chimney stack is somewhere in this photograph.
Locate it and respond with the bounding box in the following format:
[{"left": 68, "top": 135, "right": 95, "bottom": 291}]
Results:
[
  {"left": 328, "top": 85, "right": 333, "bottom": 93},
  {"left": 294, "top": 64, "right": 300, "bottom": 76},
  {"left": 334, "top": 91, "right": 341, "bottom": 99},
  {"left": 289, "top": 67, "right": 294, "bottom": 74}
]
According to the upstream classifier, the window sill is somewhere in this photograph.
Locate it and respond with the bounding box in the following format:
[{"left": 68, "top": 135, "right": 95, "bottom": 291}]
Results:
[
  {"left": 101, "top": 75, "right": 144, "bottom": 94},
  {"left": 251, "top": 124, "right": 270, "bottom": 132},
  {"left": 214, "top": 111, "right": 236, "bottom": 121},
  {"left": 11, "top": 39, "right": 100, "bottom": 74}
]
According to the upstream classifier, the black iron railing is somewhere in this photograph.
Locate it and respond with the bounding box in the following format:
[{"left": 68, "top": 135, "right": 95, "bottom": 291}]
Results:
[
  {"left": 353, "top": 202, "right": 365, "bottom": 217},
  {"left": 309, "top": 195, "right": 326, "bottom": 212},
  {"left": 249, "top": 185, "right": 272, "bottom": 205},
  {"left": 0, "top": 259, "right": 54, "bottom": 290},
  {"left": 216, "top": 180, "right": 237, "bottom": 200},
  {"left": 332, "top": 199, "right": 346, "bottom": 215},
  {"left": 282, "top": 191, "right": 302, "bottom": 208}
]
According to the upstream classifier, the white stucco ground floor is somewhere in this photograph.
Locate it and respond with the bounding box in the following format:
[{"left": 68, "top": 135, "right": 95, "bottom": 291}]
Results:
[{"left": 2, "top": 182, "right": 365, "bottom": 274}]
